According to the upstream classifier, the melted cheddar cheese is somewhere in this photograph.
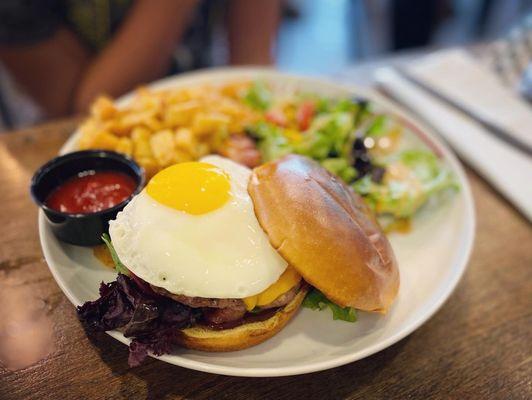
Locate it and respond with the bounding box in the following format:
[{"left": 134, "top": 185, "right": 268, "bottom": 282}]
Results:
[{"left": 243, "top": 266, "right": 301, "bottom": 311}]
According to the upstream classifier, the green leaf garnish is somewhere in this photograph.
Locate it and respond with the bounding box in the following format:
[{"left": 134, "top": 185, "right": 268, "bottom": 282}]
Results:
[
  {"left": 243, "top": 81, "right": 272, "bottom": 110},
  {"left": 303, "top": 289, "right": 357, "bottom": 322},
  {"left": 101, "top": 233, "right": 129, "bottom": 276}
]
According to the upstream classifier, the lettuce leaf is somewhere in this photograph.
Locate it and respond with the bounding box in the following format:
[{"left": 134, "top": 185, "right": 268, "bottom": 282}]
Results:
[
  {"left": 245, "top": 87, "right": 459, "bottom": 219},
  {"left": 102, "top": 233, "right": 130, "bottom": 276},
  {"left": 247, "top": 113, "right": 361, "bottom": 183},
  {"left": 366, "top": 114, "right": 388, "bottom": 137},
  {"left": 352, "top": 149, "right": 458, "bottom": 218},
  {"left": 243, "top": 81, "right": 272, "bottom": 110},
  {"left": 303, "top": 288, "right": 357, "bottom": 322},
  {"left": 247, "top": 121, "right": 293, "bottom": 162},
  {"left": 295, "top": 112, "right": 353, "bottom": 159},
  {"left": 77, "top": 274, "right": 198, "bottom": 367},
  {"left": 315, "top": 97, "right": 367, "bottom": 117},
  {"left": 321, "top": 158, "right": 357, "bottom": 182}
]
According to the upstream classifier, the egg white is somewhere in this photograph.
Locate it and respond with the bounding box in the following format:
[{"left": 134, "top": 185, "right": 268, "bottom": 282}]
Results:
[{"left": 109, "top": 155, "right": 287, "bottom": 298}]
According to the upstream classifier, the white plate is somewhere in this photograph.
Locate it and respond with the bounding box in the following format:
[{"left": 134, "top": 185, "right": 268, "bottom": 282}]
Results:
[{"left": 39, "top": 68, "right": 475, "bottom": 377}]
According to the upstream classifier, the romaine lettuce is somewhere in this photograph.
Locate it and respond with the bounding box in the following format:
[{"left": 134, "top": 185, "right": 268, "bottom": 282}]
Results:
[
  {"left": 321, "top": 158, "right": 357, "bottom": 182},
  {"left": 243, "top": 81, "right": 272, "bottom": 110},
  {"left": 248, "top": 110, "right": 355, "bottom": 164},
  {"left": 295, "top": 112, "right": 353, "bottom": 159},
  {"left": 244, "top": 85, "right": 458, "bottom": 220},
  {"left": 247, "top": 121, "right": 292, "bottom": 162},
  {"left": 366, "top": 114, "right": 388, "bottom": 137},
  {"left": 352, "top": 149, "right": 458, "bottom": 218},
  {"left": 303, "top": 288, "right": 357, "bottom": 322}
]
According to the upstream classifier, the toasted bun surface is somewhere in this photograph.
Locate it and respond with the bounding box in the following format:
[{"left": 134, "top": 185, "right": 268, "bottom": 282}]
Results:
[
  {"left": 175, "top": 286, "right": 307, "bottom": 351},
  {"left": 248, "top": 155, "right": 399, "bottom": 312}
]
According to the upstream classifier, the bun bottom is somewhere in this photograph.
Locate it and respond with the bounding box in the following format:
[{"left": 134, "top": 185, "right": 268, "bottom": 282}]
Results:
[{"left": 175, "top": 287, "right": 308, "bottom": 352}]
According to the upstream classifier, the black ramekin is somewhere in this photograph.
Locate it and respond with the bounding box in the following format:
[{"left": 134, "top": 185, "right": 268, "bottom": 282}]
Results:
[{"left": 30, "top": 150, "right": 145, "bottom": 247}]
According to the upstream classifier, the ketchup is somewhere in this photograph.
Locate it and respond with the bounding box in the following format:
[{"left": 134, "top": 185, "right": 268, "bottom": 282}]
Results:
[{"left": 45, "top": 171, "right": 136, "bottom": 214}]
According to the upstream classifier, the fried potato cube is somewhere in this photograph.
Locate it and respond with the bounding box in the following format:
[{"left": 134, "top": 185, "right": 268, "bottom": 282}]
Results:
[
  {"left": 195, "top": 142, "right": 211, "bottom": 158},
  {"left": 205, "top": 126, "right": 229, "bottom": 150},
  {"left": 115, "top": 137, "right": 133, "bottom": 156},
  {"left": 83, "top": 129, "right": 120, "bottom": 150},
  {"left": 134, "top": 86, "right": 151, "bottom": 98},
  {"left": 137, "top": 157, "right": 159, "bottom": 180},
  {"left": 165, "top": 89, "right": 191, "bottom": 104},
  {"left": 217, "top": 99, "right": 245, "bottom": 118},
  {"left": 228, "top": 120, "right": 244, "bottom": 134},
  {"left": 220, "top": 81, "right": 251, "bottom": 98},
  {"left": 173, "top": 149, "right": 194, "bottom": 163},
  {"left": 105, "top": 114, "right": 151, "bottom": 137},
  {"left": 134, "top": 140, "right": 153, "bottom": 160},
  {"left": 119, "top": 111, "right": 157, "bottom": 132},
  {"left": 130, "top": 87, "right": 162, "bottom": 113},
  {"left": 131, "top": 126, "right": 151, "bottom": 141},
  {"left": 228, "top": 112, "right": 260, "bottom": 134},
  {"left": 136, "top": 95, "right": 162, "bottom": 114},
  {"left": 102, "top": 119, "right": 127, "bottom": 137},
  {"left": 163, "top": 101, "right": 201, "bottom": 127},
  {"left": 79, "top": 81, "right": 261, "bottom": 169},
  {"left": 183, "top": 86, "right": 209, "bottom": 100},
  {"left": 90, "top": 96, "right": 117, "bottom": 120},
  {"left": 77, "top": 120, "right": 101, "bottom": 149},
  {"left": 150, "top": 129, "right": 175, "bottom": 167},
  {"left": 192, "top": 112, "right": 230, "bottom": 138},
  {"left": 174, "top": 128, "right": 213, "bottom": 159},
  {"left": 174, "top": 128, "right": 196, "bottom": 153},
  {"left": 131, "top": 127, "right": 153, "bottom": 159},
  {"left": 104, "top": 112, "right": 163, "bottom": 136},
  {"left": 144, "top": 116, "right": 163, "bottom": 132}
]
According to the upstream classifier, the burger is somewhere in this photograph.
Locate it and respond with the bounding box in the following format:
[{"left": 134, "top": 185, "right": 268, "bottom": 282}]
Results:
[{"left": 77, "top": 154, "right": 399, "bottom": 366}]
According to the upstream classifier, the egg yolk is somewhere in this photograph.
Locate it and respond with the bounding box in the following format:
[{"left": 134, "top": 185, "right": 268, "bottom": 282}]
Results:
[{"left": 146, "top": 162, "right": 230, "bottom": 215}]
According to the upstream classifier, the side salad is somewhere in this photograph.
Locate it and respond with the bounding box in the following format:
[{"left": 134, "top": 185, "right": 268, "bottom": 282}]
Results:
[{"left": 243, "top": 81, "right": 458, "bottom": 225}]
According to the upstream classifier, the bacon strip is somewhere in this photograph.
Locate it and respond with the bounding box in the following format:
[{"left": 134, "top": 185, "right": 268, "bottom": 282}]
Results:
[{"left": 218, "top": 134, "right": 262, "bottom": 168}]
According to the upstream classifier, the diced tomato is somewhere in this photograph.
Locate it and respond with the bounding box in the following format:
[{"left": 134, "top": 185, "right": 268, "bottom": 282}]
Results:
[
  {"left": 296, "top": 101, "right": 315, "bottom": 131},
  {"left": 265, "top": 110, "right": 288, "bottom": 127}
]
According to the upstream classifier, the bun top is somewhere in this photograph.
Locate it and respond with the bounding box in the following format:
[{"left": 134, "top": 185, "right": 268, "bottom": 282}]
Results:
[{"left": 248, "top": 155, "right": 399, "bottom": 312}]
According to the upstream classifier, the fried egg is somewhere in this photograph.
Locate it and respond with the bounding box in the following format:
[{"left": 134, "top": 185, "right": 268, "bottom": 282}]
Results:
[{"left": 109, "top": 155, "right": 288, "bottom": 298}]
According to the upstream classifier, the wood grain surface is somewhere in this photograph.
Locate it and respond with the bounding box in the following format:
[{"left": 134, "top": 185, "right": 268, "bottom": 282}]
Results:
[{"left": 0, "top": 120, "right": 531, "bottom": 400}]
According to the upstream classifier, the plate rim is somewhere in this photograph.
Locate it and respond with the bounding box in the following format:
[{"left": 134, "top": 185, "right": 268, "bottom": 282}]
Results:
[{"left": 39, "top": 67, "right": 476, "bottom": 377}]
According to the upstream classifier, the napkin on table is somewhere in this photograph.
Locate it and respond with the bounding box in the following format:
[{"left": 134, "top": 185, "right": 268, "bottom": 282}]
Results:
[{"left": 375, "top": 49, "right": 532, "bottom": 221}]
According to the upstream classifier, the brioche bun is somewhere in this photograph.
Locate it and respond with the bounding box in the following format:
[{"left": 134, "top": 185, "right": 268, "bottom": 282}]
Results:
[
  {"left": 248, "top": 155, "right": 399, "bottom": 312},
  {"left": 175, "top": 286, "right": 307, "bottom": 351}
]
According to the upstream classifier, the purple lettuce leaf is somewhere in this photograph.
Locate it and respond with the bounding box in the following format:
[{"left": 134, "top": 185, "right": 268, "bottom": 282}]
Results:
[
  {"left": 77, "top": 273, "right": 199, "bottom": 367},
  {"left": 128, "top": 328, "right": 183, "bottom": 367},
  {"left": 77, "top": 277, "right": 134, "bottom": 331}
]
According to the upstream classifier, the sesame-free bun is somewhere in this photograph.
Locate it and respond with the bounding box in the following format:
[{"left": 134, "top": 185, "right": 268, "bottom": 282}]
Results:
[
  {"left": 248, "top": 155, "right": 399, "bottom": 312},
  {"left": 175, "top": 286, "right": 307, "bottom": 351}
]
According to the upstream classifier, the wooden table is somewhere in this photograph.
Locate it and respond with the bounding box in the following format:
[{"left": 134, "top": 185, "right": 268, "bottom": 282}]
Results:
[{"left": 0, "top": 119, "right": 531, "bottom": 400}]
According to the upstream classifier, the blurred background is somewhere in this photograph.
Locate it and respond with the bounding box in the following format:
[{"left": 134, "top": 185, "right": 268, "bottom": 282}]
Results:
[{"left": 0, "top": 0, "right": 530, "bottom": 131}]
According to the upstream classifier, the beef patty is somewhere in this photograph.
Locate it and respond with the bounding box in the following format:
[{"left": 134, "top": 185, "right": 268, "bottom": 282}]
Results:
[{"left": 150, "top": 283, "right": 301, "bottom": 324}]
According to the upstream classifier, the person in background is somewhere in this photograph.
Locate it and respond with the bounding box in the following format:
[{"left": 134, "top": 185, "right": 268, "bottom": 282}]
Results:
[{"left": 0, "top": 0, "right": 280, "bottom": 119}]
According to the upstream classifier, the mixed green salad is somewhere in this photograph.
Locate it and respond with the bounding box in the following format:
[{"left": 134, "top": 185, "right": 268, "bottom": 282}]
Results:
[{"left": 243, "top": 81, "right": 459, "bottom": 227}]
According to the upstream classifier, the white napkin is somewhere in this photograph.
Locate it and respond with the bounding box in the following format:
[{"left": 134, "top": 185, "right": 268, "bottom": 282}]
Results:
[{"left": 375, "top": 49, "right": 532, "bottom": 221}]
